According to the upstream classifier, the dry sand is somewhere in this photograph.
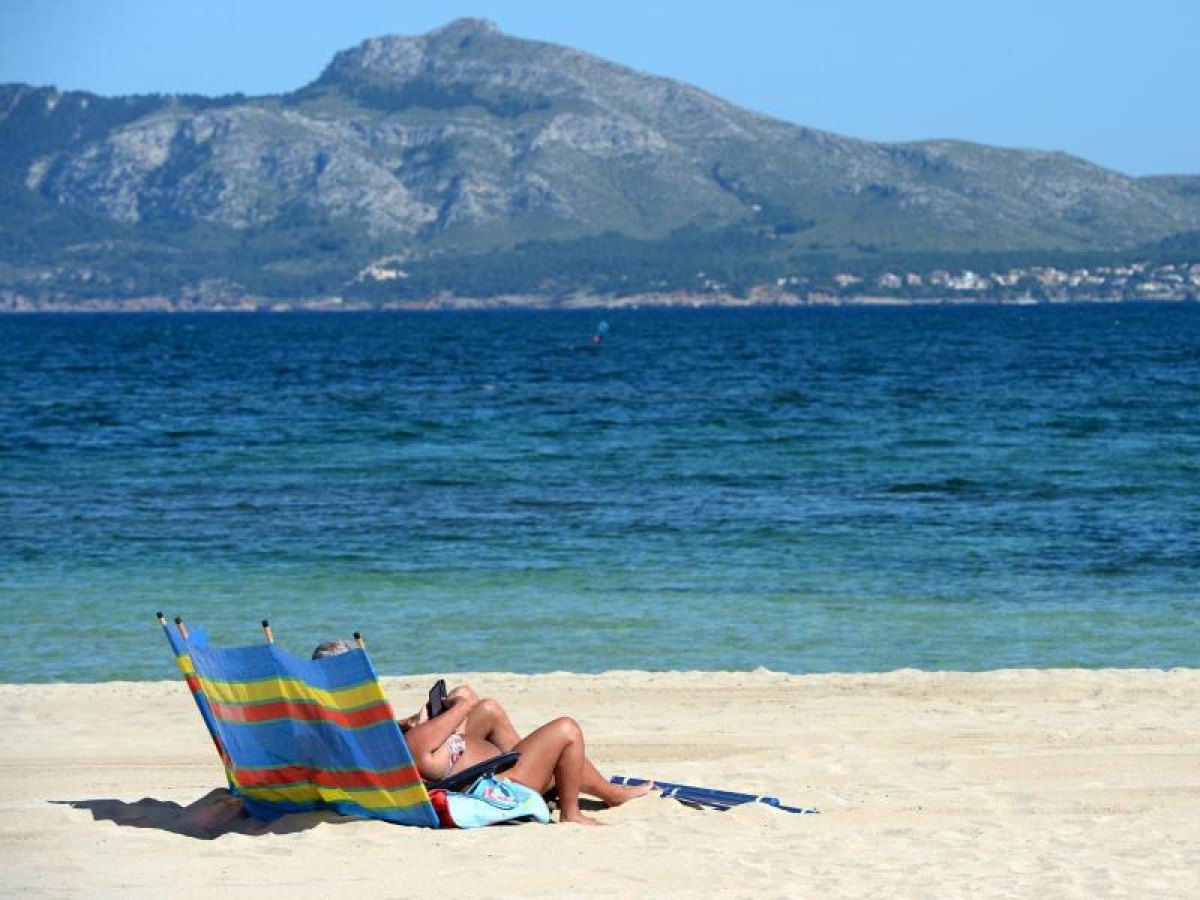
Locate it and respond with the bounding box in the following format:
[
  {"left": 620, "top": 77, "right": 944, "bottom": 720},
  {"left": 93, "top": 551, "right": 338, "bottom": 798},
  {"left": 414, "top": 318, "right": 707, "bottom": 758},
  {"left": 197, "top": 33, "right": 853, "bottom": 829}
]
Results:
[{"left": 1, "top": 669, "right": 1198, "bottom": 898}]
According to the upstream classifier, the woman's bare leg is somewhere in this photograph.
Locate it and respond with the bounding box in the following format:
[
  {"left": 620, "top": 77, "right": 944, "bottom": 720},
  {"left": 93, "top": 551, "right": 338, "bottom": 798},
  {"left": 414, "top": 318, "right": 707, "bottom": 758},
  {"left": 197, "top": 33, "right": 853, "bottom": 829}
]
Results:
[
  {"left": 461, "top": 698, "right": 522, "bottom": 752},
  {"left": 458, "top": 699, "right": 646, "bottom": 802},
  {"left": 579, "top": 757, "right": 655, "bottom": 806},
  {"left": 506, "top": 717, "right": 597, "bottom": 826}
]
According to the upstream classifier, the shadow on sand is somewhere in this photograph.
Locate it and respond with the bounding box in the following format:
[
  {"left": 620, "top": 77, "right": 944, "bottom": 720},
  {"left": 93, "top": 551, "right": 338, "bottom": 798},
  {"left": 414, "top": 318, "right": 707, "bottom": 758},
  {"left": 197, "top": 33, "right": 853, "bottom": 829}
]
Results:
[
  {"left": 53, "top": 788, "right": 355, "bottom": 840},
  {"left": 56, "top": 788, "right": 605, "bottom": 838}
]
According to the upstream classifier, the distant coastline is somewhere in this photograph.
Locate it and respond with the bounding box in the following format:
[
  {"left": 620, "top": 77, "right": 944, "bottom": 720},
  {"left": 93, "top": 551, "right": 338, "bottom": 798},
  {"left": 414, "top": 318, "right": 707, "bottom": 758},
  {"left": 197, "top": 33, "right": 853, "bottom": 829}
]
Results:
[
  {"left": 2, "top": 291, "right": 1195, "bottom": 314},
  {"left": 4, "top": 258, "right": 1195, "bottom": 314}
]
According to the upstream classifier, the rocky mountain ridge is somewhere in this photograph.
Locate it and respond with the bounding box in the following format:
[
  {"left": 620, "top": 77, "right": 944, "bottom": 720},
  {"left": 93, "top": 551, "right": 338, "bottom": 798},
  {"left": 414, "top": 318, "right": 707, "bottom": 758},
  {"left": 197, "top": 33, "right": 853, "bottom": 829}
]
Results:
[{"left": 2, "top": 18, "right": 1198, "bottom": 305}]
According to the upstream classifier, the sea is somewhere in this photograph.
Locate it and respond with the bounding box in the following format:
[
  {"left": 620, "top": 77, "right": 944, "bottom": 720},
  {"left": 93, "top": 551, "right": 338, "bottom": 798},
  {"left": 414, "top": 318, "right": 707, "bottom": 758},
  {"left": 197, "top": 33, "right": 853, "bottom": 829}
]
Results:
[{"left": 1, "top": 304, "right": 1197, "bottom": 682}]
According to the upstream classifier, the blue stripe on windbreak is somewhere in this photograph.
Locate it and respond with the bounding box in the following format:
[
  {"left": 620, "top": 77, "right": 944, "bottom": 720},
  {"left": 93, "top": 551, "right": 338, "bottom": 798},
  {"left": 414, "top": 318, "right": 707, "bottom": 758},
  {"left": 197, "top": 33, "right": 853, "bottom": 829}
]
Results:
[
  {"left": 188, "top": 643, "right": 379, "bottom": 693},
  {"left": 212, "top": 716, "right": 411, "bottom": 772},
  {"left": 239, "top": 793, "right": 439, "bottom": 828}
]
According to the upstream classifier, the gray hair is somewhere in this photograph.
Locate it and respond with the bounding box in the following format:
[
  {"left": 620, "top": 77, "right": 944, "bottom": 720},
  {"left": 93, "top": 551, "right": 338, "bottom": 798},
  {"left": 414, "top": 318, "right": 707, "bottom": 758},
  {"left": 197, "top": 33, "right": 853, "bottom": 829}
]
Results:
[{"left": 311, "top": 639, "right": 355, "bottom": 660}]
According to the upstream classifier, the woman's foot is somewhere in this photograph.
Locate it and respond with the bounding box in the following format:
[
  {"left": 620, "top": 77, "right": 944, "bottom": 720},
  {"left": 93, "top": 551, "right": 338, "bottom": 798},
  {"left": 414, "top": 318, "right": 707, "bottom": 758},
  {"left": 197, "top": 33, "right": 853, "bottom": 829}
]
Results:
[
  {"left": 560, "top": 810, "right": 600, "bottom": 827},
  {"left": 606, "top": 781, "right": 656, "bottom": 807},
  {"left": 182, "top": 793, "right": 245, "bottom": 833}
]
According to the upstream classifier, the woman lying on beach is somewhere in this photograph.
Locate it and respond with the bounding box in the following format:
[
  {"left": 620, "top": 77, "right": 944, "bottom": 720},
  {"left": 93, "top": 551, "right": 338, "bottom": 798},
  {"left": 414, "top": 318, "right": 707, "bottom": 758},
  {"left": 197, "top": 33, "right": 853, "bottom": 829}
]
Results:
[{"left": 312, "top": 641, "right": 653, "bottom": 826}]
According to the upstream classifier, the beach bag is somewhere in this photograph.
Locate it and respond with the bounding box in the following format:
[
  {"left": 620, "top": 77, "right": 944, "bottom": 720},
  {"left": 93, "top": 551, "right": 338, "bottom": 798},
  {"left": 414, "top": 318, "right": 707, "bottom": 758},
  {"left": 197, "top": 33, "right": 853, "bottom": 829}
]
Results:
[{"left": 428, "top": 775, "right": 551, "bottom": 828}]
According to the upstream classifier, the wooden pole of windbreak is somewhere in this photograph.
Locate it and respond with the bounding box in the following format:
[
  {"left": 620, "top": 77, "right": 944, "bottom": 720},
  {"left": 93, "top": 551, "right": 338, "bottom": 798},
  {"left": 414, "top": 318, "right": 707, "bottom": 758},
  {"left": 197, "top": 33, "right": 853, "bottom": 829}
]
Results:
[
  {"left": 174, "top": 615, "right": 190, "bottom": 640},
  {"left": 261, "top": 619, "right": 275, "bottom": 643},
  {"left": 354, "top": 631, "right": 365, "bottom": 650}
]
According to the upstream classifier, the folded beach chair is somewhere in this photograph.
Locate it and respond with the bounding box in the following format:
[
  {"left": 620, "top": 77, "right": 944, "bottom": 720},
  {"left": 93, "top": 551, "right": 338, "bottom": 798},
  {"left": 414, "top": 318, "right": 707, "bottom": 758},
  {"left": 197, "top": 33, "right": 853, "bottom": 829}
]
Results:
[{"left": 159, "top": 614, "right": 546, "bottom": 828}]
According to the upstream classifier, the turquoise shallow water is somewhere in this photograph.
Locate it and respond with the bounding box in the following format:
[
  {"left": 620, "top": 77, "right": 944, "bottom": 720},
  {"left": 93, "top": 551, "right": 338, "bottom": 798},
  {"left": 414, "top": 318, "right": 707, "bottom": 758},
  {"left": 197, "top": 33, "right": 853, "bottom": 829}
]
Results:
[{"left": 1, "top": 305, "right": 1197, "bottom": 681}]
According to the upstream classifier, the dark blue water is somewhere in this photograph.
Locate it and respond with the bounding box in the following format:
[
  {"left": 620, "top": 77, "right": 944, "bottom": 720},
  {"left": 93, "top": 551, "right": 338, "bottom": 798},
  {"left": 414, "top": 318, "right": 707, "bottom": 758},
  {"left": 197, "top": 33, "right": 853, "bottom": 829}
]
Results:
[{"left": 1, "top": 305, "right": 1197, "bottom": 681}]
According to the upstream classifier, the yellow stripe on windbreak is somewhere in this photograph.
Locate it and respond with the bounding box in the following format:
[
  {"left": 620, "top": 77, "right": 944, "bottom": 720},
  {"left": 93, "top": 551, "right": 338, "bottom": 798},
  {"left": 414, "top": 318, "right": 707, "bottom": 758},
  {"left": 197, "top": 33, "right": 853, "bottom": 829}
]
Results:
[
  {"left": 195, "top": 674, "right": 386, "bottom": 711},
  {"left": 233, "top": 780, "right": 431, "bottom": 812},
  {"left": 175, "top": 654, "right": 195, "bottom": 677}
]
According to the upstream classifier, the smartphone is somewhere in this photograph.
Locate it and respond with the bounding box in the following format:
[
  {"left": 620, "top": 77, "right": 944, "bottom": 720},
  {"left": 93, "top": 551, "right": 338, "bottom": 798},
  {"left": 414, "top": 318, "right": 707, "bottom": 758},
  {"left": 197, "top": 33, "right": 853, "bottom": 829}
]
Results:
[{"left": 426, "top": 678, "right": 448, "bottom": 719}]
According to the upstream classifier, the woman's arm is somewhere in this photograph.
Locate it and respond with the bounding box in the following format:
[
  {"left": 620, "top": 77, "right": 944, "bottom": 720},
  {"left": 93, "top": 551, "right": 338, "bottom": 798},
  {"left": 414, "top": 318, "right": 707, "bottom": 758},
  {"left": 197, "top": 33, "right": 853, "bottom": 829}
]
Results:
[{"left": 403, "top": 694, "right": 476, "bottom": 778}]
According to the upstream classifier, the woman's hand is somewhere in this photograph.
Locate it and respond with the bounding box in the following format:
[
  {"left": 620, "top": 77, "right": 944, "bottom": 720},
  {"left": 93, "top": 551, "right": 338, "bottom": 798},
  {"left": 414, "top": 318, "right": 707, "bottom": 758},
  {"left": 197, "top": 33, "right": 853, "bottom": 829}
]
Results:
[
  {"left": 447, "top": 684, "right": 479, "bottom": 706},
  {"left": 443, "top": 691, "right": 476, "bottom": 714}
]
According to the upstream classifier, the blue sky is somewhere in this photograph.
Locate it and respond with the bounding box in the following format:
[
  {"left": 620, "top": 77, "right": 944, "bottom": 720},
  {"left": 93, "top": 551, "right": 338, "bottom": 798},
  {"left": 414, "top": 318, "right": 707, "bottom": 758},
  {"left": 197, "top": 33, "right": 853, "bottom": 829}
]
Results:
[{"left": 2, "top": 0, "right": 1196, "bottom": 176}]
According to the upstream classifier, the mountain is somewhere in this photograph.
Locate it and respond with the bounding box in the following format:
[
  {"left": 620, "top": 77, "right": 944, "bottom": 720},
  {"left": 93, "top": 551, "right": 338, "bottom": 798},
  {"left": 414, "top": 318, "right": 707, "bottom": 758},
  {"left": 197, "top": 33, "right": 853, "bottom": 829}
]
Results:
[{"left": 2, "top": 17, "right": 1198, "bottom": 306}]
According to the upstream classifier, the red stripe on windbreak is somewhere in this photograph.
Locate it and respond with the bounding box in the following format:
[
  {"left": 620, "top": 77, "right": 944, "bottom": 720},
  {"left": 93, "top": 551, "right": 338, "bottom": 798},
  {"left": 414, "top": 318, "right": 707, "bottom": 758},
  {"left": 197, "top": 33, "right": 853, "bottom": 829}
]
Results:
[
  {"left": 209, "top": 697, "right": 394, "bottom": 729},
  {"left": 233, "top": 764, "right": 423, "bottom": 791},
  {"left": 185, "top": 675, "right": 202, "bottom": 694}
]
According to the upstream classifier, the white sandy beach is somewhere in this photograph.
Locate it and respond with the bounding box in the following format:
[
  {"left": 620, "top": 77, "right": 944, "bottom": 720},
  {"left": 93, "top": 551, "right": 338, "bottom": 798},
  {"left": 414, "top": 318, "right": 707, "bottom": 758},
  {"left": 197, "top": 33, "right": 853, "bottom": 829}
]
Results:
[{"left": 1, "top": 669, "right": 1198, "bottom": 898}]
